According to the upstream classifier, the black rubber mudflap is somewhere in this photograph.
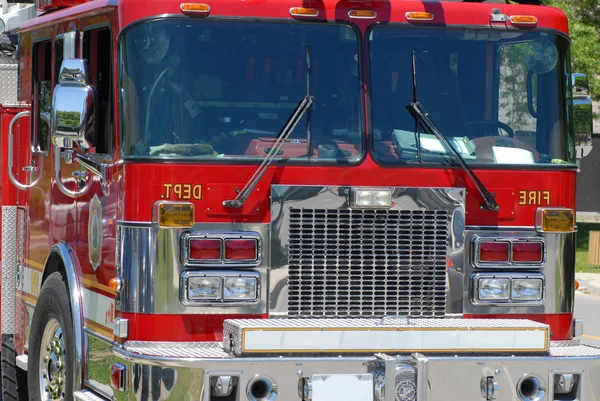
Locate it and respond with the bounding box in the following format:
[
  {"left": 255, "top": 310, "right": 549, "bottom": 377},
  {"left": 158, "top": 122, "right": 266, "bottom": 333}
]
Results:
[{"left": 2, "top": 334, "right": 28, "bottom": 401}]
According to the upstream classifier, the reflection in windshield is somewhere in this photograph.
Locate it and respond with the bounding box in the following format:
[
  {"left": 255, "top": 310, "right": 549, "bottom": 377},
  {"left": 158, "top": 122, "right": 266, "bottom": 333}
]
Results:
[
  {"left": 369, "top": 28, "right": 574, "bottom": 166},
  {"left": 119, "top": 20, "right": 362, "bottom": 162}
]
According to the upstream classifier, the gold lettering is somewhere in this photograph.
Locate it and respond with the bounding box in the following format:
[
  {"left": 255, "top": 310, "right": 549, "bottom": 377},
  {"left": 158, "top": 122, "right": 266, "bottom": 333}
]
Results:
[
  {"left": 528, "top": 191, "right": 536, "bottom": 205},
  {"left": 162, "top": 183, "right": 203, "bottom": 200},
  {"left": 193, "top": 185, "right": 202, "bottom": 200},
  {"left": 163, "top": 183, "right": 172, "bottom": 198},
  {"left": 173, "top": 184, "right": 182, "bottom": 198},
  {"left": 182, "top": 184, "right": 191, "bottom": 200},
  {"left": 542, "top": 191, "right": 550, "bottom": 205},
  {"left": 519, "top": 190, "right": 527, "bottom": 205}
]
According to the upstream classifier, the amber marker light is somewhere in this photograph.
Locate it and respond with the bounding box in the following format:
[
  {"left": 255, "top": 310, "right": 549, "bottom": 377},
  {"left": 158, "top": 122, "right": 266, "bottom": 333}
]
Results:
[
  {"left": 348, "top": 10, "right": 377, "bottom": 19},
  {"left": 406, "top": 11, "right": 434, "bottom": 21},
  {"left": 180, "top": 3, "right": 210, "bottom": 16},
  {"left": 509, "top": 15, "right": 538, "bottom": 26},
  {"left": 158, "top": 203, "right": 195, "bottom": 228},
  {"left": 536, "top": 208, "right": 575, "bottom": 233},
  {"left": 290, "top": 7, "right": 319, "bottom": 17},
  {"left": 109, "top": 277, "right": 122, "bottom": 292}
]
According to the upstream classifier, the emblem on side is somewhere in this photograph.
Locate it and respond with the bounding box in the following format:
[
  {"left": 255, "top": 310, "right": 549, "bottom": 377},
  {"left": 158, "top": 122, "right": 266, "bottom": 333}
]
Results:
[{"left": 88, "top": 194, "right": 103, "bottom": 271}]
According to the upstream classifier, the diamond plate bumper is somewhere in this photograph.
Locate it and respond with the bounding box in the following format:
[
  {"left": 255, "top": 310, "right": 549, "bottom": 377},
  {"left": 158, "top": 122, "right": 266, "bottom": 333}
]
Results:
[{"left": 112, "top": 339, "right": 600, "bottom": 401}]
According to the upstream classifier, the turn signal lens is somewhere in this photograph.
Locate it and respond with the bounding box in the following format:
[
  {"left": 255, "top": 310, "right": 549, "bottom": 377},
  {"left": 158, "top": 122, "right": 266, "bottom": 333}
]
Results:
[
  {"left": 180, "top": 3, "right": 210, "bottom": 15},
  {"left": 348, "top": 10, "right": 377, "bottom": 19},
  {"left": 538, "top": 208, "right": 575, "bottom": 232},
  {"left": 189, "top": 239, "right": 221, "bottom": 260},
  {"left": 479, "top": 241, "right": 510, "bottom": 263},
  {"left": 406, "top": 11, "right": 434, "bottom": 21},
  {"left": 225, "top": 239, "right": 258, "bottom": 261},
  {"left": 512, "top": 241, "right": 543, "bottom": 263},
  {"left": 158, "top": 203, "right": 194, "bottom": 228},
  {"left": 509, "top": 15, "right": 538, "bottom": 25},
  {"left": 109, "top": 277, "right": 122, "bottom": 292},
  {"left": 290, "top": 7, "right": 319, "bottom": 17}
]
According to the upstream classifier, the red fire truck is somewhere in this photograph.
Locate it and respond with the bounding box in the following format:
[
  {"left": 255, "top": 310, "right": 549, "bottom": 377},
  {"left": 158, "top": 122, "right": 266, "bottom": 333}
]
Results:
[{"left": 0, "top": 0, "right": 599, "bottom": 399}]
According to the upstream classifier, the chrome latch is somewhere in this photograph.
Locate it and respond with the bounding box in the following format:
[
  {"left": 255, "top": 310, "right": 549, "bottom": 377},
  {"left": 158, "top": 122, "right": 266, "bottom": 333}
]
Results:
[{"left": 481, "top": 376, "right": 499, "bottom": 400}]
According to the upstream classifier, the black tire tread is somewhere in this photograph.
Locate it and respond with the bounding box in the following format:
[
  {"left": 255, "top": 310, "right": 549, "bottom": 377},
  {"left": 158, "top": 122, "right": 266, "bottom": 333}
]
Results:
[{"left": 2, "top": 334, "right": 28, "bottom": 401}]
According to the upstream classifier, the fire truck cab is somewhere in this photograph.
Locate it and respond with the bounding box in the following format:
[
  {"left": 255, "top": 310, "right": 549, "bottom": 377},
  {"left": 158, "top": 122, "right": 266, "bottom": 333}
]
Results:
[{"left": 0, "top": 0, "right": 599, "bottom": 400}]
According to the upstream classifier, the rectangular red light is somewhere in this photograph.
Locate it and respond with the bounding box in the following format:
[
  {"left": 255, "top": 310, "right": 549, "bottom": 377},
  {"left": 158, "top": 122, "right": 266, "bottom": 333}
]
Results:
[
  {"left": 512, "top": 241, "right": 543, "bottom": 263},
  {"left": 479, "top": 241, "right": 509, "bottom": 262},
  {"left": 225, "top": 239, "right": 258, "bottom": 261},
  {"left": 189, "top": 239, "right": 221, "bottom": 260}
]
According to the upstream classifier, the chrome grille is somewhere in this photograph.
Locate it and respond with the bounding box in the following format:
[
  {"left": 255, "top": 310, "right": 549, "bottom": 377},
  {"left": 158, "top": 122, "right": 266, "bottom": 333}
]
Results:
[{"left": 287, "top": 208, "right": 449, "bottom": 318}]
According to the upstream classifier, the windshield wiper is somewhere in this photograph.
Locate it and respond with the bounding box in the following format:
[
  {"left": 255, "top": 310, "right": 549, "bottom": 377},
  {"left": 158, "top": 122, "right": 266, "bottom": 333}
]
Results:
[
  {"left": 405, "top": 51, "right": 499, "bottom": 212},
  {"left": 223, "top": 45, "right": 314, "bottom": 209}
]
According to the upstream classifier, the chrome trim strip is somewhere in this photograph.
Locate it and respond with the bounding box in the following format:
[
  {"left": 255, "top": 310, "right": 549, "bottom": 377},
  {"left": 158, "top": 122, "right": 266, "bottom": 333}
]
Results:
[
  {"left": 115, "top": 220, "right": 153, "bottom": 228},
  {"left": 83, "top": 326, "right": 115, "bottom": 345},
  {"left": 45, "top": 242, "right": 85, "bottom": 394},
  {"left": 82, "top": 380, "right": 114, "bottom": 401}
]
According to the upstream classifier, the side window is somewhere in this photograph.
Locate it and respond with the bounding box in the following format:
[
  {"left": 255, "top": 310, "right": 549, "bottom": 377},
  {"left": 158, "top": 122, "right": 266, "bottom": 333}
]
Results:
[
  {"left": 32, "top": 40, "right": 51, "bottom": 153},
  {"left": 497, "top": 43, "right": 537, "bottom": 148},
  {"left": 83, "top": 28, "right": 113, "bottom": 156},
  {"left": 54, "top": 37, "right": 64, "bottom": 85}
]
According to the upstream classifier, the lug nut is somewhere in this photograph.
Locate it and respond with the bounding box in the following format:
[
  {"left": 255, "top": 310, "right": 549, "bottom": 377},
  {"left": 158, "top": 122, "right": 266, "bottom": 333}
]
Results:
[
  {"left": 54, "top": 347, "right": 61, "bottom": 355},
  {"left": 44, "top": 356, "right": 50, "bottom": 363}
]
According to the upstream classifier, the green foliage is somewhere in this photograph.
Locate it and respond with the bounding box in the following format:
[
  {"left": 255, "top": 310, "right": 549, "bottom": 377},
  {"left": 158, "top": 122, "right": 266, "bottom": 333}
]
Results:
[{"left": 547, "top": 0, "right": 600, "bottom": 100}]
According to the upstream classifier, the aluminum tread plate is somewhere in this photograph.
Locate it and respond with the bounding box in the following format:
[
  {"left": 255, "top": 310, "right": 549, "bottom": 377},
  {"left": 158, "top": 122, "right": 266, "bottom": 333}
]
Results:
[
  {"left": 119, "top": 341, "right": 600, "bottom": 360},
  {"left": 123, "top": 341, "right": 229, "bottom": 358},
  {"left": 223, "top": 318, "right": 549, "bottom": 356},
  {"left": 2, "top": 206, "right": 18, "bottom": 334}
]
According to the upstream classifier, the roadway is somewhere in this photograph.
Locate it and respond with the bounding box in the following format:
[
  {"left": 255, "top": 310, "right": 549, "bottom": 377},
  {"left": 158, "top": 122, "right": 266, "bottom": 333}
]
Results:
[{"left": 575, "top": 292, "right": 600, "bottom": 348}]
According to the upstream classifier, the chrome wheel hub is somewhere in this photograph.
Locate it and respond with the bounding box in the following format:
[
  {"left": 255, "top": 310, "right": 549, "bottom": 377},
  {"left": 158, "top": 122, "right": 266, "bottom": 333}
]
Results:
[{"left": 39, "top": 318, "right": 65, "bottom": 401}]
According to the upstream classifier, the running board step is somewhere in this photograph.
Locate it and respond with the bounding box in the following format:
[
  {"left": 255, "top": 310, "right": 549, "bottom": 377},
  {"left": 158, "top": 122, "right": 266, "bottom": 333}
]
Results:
[{"left": 74, "top": 390, "right": 109, "bottom": 401}]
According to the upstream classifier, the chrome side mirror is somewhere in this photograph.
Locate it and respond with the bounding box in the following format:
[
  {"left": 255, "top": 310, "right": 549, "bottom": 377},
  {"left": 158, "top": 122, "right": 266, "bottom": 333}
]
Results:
[
  {"left": 51, "top": 58, "right": 98, "bottom": 150},
  {"left": 572, "top": 73, "right": 593, "bottom": 159}
]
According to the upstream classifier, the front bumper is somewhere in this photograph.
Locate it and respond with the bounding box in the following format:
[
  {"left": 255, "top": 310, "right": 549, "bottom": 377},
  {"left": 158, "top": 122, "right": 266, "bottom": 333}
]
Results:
[{"left": 111, "top": 340, "right": 600, "bottom": 401}]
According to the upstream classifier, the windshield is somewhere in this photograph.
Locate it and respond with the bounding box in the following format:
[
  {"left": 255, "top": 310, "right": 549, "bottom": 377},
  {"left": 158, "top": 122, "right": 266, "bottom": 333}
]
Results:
[
  {"left": 119, "top": 19, "right": 363, "bottom": 162},
  {"left": 368, "top": 27, "right": 574, "bottom": 166}
]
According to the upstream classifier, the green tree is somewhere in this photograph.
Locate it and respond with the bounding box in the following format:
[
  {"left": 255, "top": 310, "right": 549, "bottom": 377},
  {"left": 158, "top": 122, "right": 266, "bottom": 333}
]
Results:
[{"left": 546, "top": 0, "right": 600, "bottom": 100}]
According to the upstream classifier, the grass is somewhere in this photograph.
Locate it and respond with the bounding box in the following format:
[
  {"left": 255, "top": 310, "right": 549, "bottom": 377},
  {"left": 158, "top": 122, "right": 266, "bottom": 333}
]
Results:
[{"left": 576, "top": 223, "right": 600, "bottom": 273}]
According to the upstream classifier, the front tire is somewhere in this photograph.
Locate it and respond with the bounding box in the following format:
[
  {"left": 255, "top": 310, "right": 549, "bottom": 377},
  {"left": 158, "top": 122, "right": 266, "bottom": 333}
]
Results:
[{"left": 28, "top": 271, "right": 75, "bottom": 401}]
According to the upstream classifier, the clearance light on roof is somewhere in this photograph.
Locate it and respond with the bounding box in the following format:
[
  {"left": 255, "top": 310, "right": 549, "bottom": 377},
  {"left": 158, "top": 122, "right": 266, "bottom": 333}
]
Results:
[
  {"left": 180, "top": 3, "right": 210, "bottom": 16},
  {"left": 509, "top": 15, "right": 538, "bottom": 25},
  {"left": 536, "top": 208, "right": 575, "bottom": 233},
  {"left": 348, "top": 10, "right": 377, "bottom": 19},
  {"left": 290, "top": 7, "right": 319, "bottom": 17},
  {"left": 406, "top": 11, "right": 434, "bottom": 21}
]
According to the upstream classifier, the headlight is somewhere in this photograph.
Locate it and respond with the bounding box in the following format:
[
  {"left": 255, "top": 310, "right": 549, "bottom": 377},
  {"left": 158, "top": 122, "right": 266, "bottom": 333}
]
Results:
[
  {"left": 224, "top": 277, "right": 258, "bottom": 300},
  {"left": 188, "top": 276, "right": 221, "bottom": 300},
  {"left": 478, "top": 278, "right": 510, "bottom": 301},
  {"left": 511, "top": 278, "right": 543, "bottom": 301}
]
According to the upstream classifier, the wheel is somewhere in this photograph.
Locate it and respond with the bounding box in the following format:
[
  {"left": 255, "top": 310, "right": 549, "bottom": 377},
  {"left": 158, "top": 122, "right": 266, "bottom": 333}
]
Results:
[
  {"left": 27, "top": 271, "right": 75, "bottom": 401},
  {"left": 449, "top": 120, "right": 515, "bottom": 138},
  {"left": 2, "top": 334, "right": 29, "bottom": 400}
]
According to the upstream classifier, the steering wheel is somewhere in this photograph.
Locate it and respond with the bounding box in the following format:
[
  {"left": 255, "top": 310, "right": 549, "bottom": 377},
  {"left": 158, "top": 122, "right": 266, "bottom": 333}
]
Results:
[{"left": 449, "top": 120, "right": 515, "bottom": 139}]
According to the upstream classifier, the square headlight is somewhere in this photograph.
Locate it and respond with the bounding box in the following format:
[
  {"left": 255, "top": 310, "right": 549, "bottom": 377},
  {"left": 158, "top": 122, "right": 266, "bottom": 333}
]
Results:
[
  {"left": 351, "top": 188, "right": 392, "bottom": 208},
  {"left": 187, "top": 276, "right": 221, "bottom": 300},
  {"left": 224, "top": 277, "right": 258, "bottom": 300},
  {"left": 478, "top": 278, "right": 510, "bottom": 301},
  {"left": 511, "top": 278, "right": 543, "bottom": 301}
]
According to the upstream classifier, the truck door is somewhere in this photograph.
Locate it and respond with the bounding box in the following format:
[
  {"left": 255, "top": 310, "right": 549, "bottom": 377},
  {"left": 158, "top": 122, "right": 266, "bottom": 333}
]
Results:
[{"left": 74, "top": 25, "right": 118, "bottom": 341}]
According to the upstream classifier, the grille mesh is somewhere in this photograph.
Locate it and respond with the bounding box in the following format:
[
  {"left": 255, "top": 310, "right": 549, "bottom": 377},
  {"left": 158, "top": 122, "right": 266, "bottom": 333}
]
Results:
[{"left": 287, "top": 208, "right": 449, "bottom": 318}]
